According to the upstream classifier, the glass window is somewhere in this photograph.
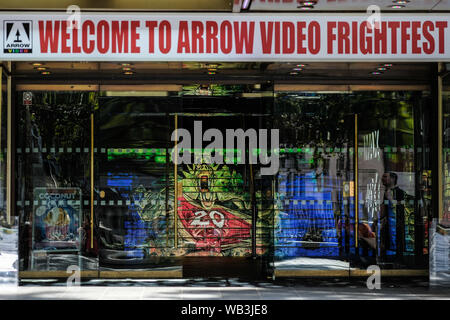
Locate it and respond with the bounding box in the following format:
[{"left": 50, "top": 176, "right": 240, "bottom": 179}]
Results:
[
  {"left": 16, "top": 85, "right": 432, "bottom": 280},
  {"left": 272, "top": 90, "right": 430, "bottom": 271},
  {"left": 17, "top": 91, "right": 96, "bottom": 274}
]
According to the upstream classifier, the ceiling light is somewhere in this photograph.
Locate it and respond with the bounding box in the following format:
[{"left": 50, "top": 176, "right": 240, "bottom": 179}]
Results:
[
  {"left": 207, "top": 71, "right": 217, "bottom": 75},
  {"left": 297, "top": 0, "right": 317, "bottom": 9},
  {"left": 371, "top": 71, "right": 383, "bottom": 75},
  {"left": 121, "top": 63, "right": 132, "bottom": 67},
  {"left": 389, "top": 4, "right": 405, "bottom": 8},
  {"left": 35, "top": 67, "right": 47, "bottom": 71},
  {"left": 205, "top": 63, "right": 220, "bottom": 69},
  {"left": 41, "top": 71, "right": 51, "bottom": 75},
  {"left": 290, "top": 72, "right": 299, "bottom": 75},
  {"left": 122, "top": 67, "right": 133, "bottom": 71},
  {"left": 242, "top": 0, "right": 252, "bottom": 10},
  {"left": 293, "top": 68, "right": 303, "bottom": 71},
  {"left": 377, "top": 67, "right": 387, "bottom": 71},
  {"left": 298, "top": 5, "right": 314, "bottom": 10},
  {"left": 383, "top": 64, "right": 393, "bottom": 67},
  {"left": 123, "top": 71, "right": 134, "bottom": 75},
  {"left": 296, "top": 64, "right": 307, "bottom": 67},
  {"left": 393, "top": 0, "right": 410, "bottom": 4},
  {"left": 300, "top": 1, "right": 317, "bottom": 6},
  {"left": 31, "top": 62, "right": 43, "bottom": 67}
]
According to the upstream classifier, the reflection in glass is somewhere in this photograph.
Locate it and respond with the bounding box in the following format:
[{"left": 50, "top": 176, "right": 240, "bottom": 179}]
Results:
[
  {"left": 16, "top": 91, "right": 95, "bottom": 273},
  {"left": 14, "top": 88, "right": 432, "bottom": 278},
  {"left": 273, "top": 91, "right": 430, "bottom": 270}
]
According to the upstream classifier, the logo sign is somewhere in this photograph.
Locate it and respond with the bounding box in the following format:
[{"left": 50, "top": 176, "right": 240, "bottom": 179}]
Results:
[
  {"left": 3, "top": 21, "right": 32, "bottom": 53},
  {"left": 23, "top": 92, "right": 32, "bottom": 105}
]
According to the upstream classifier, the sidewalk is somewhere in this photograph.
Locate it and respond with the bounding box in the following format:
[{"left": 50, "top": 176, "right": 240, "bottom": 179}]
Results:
[{"left": 0, "top": 278, "right": 449, "bottom": 300}]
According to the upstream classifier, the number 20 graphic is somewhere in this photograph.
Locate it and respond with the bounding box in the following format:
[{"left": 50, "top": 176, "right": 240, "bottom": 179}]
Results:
[{"left": 191, "top": 210, "right": 225, "bottom": 228}]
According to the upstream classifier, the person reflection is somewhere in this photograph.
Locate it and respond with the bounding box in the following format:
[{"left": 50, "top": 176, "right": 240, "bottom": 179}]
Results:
[{"left": 377, "top": 172, "right": 406, "bottom": 264}]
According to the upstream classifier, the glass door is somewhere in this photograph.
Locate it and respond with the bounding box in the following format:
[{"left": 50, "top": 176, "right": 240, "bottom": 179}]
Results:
[
  {"left": 271, "top": 89, "right": 430, "bottom": 276},
  {"left": 272, "top": 91, "right": 355, "bottom": 274},
  {"left": 95, "top": 94, "right": 179, "bottom": 269},
  {"left": 95, "top": 91, "right": 274, "bottom": 277},
  {"left": 354, "top": 91, "right": 429, "bottom": 270},
  {"left": 174, "top": 114, "right": 254, "bottom": 257},
  {"left": 173, "top": 94, "right": 274, "bottom": 278}
]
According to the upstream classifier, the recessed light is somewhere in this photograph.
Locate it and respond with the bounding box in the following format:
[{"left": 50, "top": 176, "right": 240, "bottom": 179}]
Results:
[
  {"left": 300, "top": 1, "right": 317, "bottom": 6},
  {"left": 205, "top": 63, "right": 220, "bottom": 69},
  {"left": 299, "top": 0, "right": 317, "bottom": 4},
  {"left": 123, "top": 71, "right": 134, "bottom": 75},
  {"left": 393, "top": 0, "right": 410, "bottom": 4},
  {"left": 208, "top": 68, "right": 217, "bottom": 72},
  {"left": 31, "top": 62, "right": 43, "bottom": 67},
  {"left": 293, "top": 68, "right": 303, "bottom": 71},
  {"left": 122, "top": 67, "right": 133, "bottom": 71},
  {"left": 290, "top": 72, "right": 299, "bottom": 75},
  {"left": 377, "top": 67, "right": 387, "bottom": 71},
  {"left": 383, "top": 64, "right": 393, "bottom": 67},
  {"left": 296, "top": 64, "right": 307, "bottom": 67},
  {"left": 35, "top": 67, "right": 47, "bottom": 71},
  {"left": 371, "top": 71, "right": 383, "bottom": 75},
  {"left": 389, "top": 4, "right": 405, "bottom": 8},
  {"left": 207, "top": 71, "right": 217, "bottom": 75},
  {"left": 41, "top": 71, "right": 51, "bottom": 75},
  {"left": 121, "top": 63, "right": 132, "bottom": 67},
  {"left": 298, "top": 5, "right": 314, "bottom": 10}
]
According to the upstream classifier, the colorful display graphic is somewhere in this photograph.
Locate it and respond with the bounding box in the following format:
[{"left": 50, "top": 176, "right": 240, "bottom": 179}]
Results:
[
  {"left": 178, "top": 164, "right": 252, "bottom": 255},
  {"left": 275, "top": 170, "right": 340, "bottom": 258},
  {"left": 32, "top": 188, "right": 81, "bottom": 250},
  {"left": 126, "top": 163, "right": 264, "bottom": 257},
  {"left": 128, "top": 182, "right": 167, "bottom": 258}
]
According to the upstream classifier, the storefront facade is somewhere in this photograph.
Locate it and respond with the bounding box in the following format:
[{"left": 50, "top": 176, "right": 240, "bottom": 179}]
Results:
[{"left": 0, "top": 0, "right": 449, "bottom": 285}]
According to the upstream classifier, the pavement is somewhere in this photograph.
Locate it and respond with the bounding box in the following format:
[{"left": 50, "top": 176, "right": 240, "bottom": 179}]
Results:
[{"left": 0, "top": 278, "right": 449, "bottom": 300}]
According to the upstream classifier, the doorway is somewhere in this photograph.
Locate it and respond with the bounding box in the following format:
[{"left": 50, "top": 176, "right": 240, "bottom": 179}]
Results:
[{"left": 95, "top": 92, "right": 274, "bottom": 277}]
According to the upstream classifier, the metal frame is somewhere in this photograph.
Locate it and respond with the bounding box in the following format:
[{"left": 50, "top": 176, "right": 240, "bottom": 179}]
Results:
[
  {"left": 0, "top": 66, "right": 3, "bottom": 224},
  {"left": 174, "top": 114, "right": 178, "bottom": 248},
  {"left": 437, "top": 64, "right": 444, "bottom": 224},
  {"left": 90, "top": 113, "right": 94, "bottom": 249},
  {"left": 274, "top": 84, "right": 430, "bottom": 92},
  {"left": 354, "top": 113, "right": 359, "bottom": 249},
  {"left": 431, "top": 63, "right": 444, "bottom": 224},
  {"left": 6, "top": 65, "right": 12, "bottom": 226}
]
